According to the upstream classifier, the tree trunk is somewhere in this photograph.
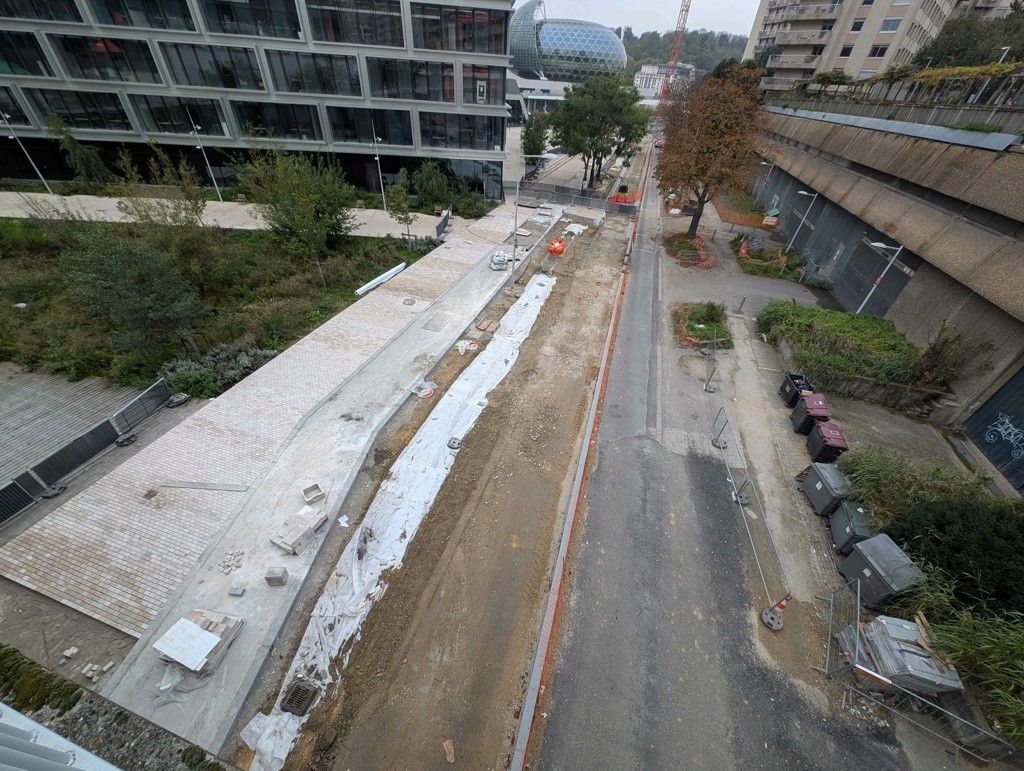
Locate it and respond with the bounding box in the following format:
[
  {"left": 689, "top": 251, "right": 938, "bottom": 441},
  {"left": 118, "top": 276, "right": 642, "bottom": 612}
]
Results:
[
  {"left": 314, "top": 257, "right": 326, "bottom": 288},
  {"left": 688, "top": 196, "right": 707, "bottom": 238}
]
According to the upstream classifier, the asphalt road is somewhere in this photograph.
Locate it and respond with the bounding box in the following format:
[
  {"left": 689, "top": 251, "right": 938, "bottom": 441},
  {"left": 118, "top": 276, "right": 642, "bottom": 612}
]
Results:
[{"left": 536, "top": 167, "right": 912, "bottom": 770}]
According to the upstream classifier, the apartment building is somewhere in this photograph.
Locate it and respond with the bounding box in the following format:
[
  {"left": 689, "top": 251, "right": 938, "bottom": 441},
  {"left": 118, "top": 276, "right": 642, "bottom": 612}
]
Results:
[
  {"left": 632, "top": 62, "right": 695, "bottom": 97},
  {"left": 743, "top": 0, "right": 1013, "bottom": 89},
  {"left": 0, "top": 0, "right": 513, "bottom": 196}
]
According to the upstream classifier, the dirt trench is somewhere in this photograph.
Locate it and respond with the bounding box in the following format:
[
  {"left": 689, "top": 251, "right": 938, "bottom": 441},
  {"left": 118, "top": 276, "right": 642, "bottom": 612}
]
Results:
[{"left": 279, "top": 215, "right": 627, "bottom": 771}]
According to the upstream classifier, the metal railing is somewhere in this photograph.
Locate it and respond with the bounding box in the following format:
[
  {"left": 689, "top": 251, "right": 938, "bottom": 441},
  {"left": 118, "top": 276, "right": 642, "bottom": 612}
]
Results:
[
  {"left": 817, "top": 580, "right": 1015, "bottom": 763},
  {"left": 761, "top": 76, "right": 808, "bottom": 89},
  {"left": 782, "top": 3, "right": 842, "bottom": 20},
  {"left": 769, "top": 54, "right": 821, "bottom": 67},
  {"left": 775, "top": 29, "right": 831, "bottom": 45},
  {"left": 112, "top": 378, "right": 170, "bottom": 434}
]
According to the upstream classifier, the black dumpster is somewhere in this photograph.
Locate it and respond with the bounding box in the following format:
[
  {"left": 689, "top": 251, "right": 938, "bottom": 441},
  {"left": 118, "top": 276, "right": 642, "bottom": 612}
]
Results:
[
  {"left": 830, "top": 501, "right": 876, "bottom": 554},
  {"left": 791, "top": 393, "right": 830, "bottom": 435},
  {"left": 840, "top": 534, "right": 922, "bottom": 608},
  {"left": 801, "top": 462, "right": 850, "bottom": 516},
  {"left": 808, "top": 421, "right": 848, "bottom": 463},
  {"left": 779, "top": 373, "right": 814, "bottom": 408}
]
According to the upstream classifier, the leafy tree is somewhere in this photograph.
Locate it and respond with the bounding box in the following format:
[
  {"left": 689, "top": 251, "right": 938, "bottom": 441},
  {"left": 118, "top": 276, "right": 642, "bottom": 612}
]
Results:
[
  {"left": 111, "top": 143, "right": 206, "bottom": 229},
  {"left": 521, "top": 110, "right": 548, "bottom": 157},
  {"left": 751, "top": 44, "right": 782, "bottom": 69},
  {"left": 44, "top": 113, "right": 112, "bottom": 191},
  {"left": 411, "top": 159, "right": 451, "bottom": 208},
  {"left": 913, "top": 9, "right": 1023, "bottom": 67},
  {"left": 811, "top": 69, "right": 854, "bottom": 94},
  {"left": 234, "top": 147, "right": 356, "bottom": 286},
  {"left": 549, "top": 75, "right": 647, "bottom": 190},
  {"left": 614, "top": 27, "right": 749, "bottom": 75},
  {"left": 655, "top": 63, "right": 767, "bottom": 237},
  {"left": 59, "top": 231, "right": 205, "bottom": 363},
  {"left": 386, "top": 168, "right": 414, "bottom": 239}
]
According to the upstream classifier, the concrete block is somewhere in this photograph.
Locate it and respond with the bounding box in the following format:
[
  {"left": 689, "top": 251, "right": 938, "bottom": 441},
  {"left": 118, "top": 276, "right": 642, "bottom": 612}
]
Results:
[
  {"left": 228, "top": 587, "right": 246, "bottom": 597},
  {"left": 265, "top": 567, "right": 289, "bottom": 586},
  {"left": 62, "top": 647, "right": 78, "bottom": 659},
  {"left": 102, "top": 661, "right": 115, "bottom": 672}
]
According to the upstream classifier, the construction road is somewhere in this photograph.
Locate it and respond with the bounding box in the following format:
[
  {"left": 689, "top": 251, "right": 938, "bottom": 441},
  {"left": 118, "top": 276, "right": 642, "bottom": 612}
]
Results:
[{"left": 532, "top": 157, "right": 948, "bottom": 770}]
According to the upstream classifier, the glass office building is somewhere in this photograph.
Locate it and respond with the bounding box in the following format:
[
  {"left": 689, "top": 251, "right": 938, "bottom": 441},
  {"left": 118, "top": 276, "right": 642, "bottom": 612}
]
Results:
[
  {"left": 509, "top": 0, "right": 625, "bottom": 82},
  {"left": 0, "top": 0, "right": 511, "bottom": 196}
]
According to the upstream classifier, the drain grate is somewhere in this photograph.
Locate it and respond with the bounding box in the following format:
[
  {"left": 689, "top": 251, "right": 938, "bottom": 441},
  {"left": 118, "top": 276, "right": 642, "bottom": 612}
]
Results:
[
  {"left": 281, "top": 680, "right": 318, "bottom": 715},
  {"left": 142, "top": 489, "right": 158, "bottom": 500}
]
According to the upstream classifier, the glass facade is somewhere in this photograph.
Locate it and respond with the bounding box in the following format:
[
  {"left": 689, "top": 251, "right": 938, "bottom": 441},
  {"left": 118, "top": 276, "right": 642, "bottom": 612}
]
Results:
[
  {"left": 200, "top": 0, "right": 300, "bottom": 39},
  {"left": 419, "top": 111, "right": 503, "bottom": 150},
  {"left": 233, "top": 100, "right": 322, "bottom": 140},
  {"left": 461, "top": 64, "right": 504, "bottom": 106},
  {"left": 266, "top": 50, "right": 360, "bottom": 95},
  {"left": 307, "top": 0, "right": 404, "bottom": 46},
  {"left": 0, "top": 86, "right": 29, "bottom": 124},
  {"left": 509, "top": 0, "right": 626, "bottom": 82},
  {"left": 131, "top": 94, "right": 225, "bottom": 134},
  {"left": 0, "top": 32, "right": 53, "bottom": 78},
  {"left": 327, "top": 105, "right": 412, "bottom": 145},
  {"left": 0, "top": 0, "right": 82, "bottom": 22},
  {"left": 411, "top": 4, "right": 507, "bottom": 54},
  {"left": 52, "top": 35, "right": 161, "bottom": 83},
  {"left": 90, "top": 0, "right": 195, "bottom": 31},
  {"left": 367, "top": 58, "right": 454, "bottom": 102},
  {"left": 162, "top": 42, "right": 265, "bottom": 90},
  {"left": 27, "top": 88, "right": 132, "bottom": 130}
]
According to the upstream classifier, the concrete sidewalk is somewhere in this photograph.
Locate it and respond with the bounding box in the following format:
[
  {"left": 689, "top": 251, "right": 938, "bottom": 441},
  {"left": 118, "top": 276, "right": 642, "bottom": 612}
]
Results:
[{"left": 0, "top": 191, "right": 446, "bottom": 238}]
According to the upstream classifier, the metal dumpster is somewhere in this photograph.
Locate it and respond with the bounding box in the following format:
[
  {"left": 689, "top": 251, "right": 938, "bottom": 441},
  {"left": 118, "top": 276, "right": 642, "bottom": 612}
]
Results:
[
  {"left": 779, "top": 372, "right": 814, "bottom": 408},
  {"left": 808, "top": 421, "right": 848, "bottom": 463},
  {"left": 791, "top": 393, "right": 830, "bottom": 435},
  {"left": 830, "top": 500, "right": 876, "bottom": 554},
  {"left": 801, "top": 462, "right": 850, "bottom": 516}
]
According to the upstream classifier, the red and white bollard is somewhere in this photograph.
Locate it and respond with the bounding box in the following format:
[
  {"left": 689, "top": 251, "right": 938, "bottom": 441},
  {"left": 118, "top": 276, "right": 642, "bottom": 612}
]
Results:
[{"left": 761, "top": 595, "right": 791, "bottom": 632}]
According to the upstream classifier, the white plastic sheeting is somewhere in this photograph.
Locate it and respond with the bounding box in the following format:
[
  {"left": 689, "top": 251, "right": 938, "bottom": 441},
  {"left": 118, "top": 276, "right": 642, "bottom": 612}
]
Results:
[{"left": 243, "top": 275, "right": 556, "bottom": 771}]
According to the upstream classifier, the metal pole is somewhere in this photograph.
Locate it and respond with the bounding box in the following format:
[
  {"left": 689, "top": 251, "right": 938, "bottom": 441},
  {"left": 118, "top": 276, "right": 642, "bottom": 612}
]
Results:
[
  {"left": 855, "top": 244, "right": 902, "bottom": 314},
  {"left": 186, "top": 106, "right": 222, "bottom": 203},
  {"left": 511, "top": 171, "right": 520, "bottom": 292},
  {"left": 371, "top": 117, "right": 387, "bottom": 214},
  {"left": 3, "top": 112, "right": 53, "bottom": 195},
  {"left": 785, "top": 192, "right": 818, "bottom": 253}
]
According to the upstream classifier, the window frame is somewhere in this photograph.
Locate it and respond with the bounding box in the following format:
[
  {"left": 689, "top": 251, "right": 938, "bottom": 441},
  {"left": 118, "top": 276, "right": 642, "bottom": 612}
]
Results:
[
  {"left": 879, "top": 17, "right": 901, "bottom": 32},
  {"left": 868, "top": 44, "right": 889, "bottom": 58}
]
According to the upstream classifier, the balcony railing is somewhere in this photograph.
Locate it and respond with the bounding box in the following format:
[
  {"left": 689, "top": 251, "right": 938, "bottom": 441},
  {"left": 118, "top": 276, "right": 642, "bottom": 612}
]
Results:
[
  {"left": 761, "top": 76, "right": 808, "bottom": 89},
  {"left": 768, "top": 0, "right": 796, "bottom": 8},
  {"left": 782, "top": 3, "right": 842, "bottom": 21},
  {"left": 768, "top": 53, "right": 822, "bottom": 67},
  {"left": 775, "top": 29, "right": 831, "bottom": 45}
]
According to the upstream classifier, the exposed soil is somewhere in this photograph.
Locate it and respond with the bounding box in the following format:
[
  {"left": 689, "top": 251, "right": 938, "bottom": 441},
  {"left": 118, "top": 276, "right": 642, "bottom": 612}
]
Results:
[{"left": 275, "top": 215, "right": 626, "bottom": 771}]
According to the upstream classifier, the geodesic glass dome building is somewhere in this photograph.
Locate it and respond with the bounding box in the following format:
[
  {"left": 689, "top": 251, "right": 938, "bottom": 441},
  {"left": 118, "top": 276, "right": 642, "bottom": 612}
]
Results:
[{"left": 510, "top": 0, "right": 627, "bottom": 82}]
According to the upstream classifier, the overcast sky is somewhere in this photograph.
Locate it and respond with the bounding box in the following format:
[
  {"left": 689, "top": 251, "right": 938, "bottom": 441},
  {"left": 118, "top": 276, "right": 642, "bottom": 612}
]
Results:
[{"left": 539, "top": 0, "right": 756, "bottom": 37}]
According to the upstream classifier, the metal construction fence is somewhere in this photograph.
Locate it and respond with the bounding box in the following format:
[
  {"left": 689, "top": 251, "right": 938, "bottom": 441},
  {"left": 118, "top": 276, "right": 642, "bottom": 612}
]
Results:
[
  {"left": 818, "top": 580, "right": 1015, "bottom": 763},
  {"left": 0, "top": 378, "right": 169, "bottom": 526},
  {"left": 511, "top": 180, "right": 639, "bottom": 215}
]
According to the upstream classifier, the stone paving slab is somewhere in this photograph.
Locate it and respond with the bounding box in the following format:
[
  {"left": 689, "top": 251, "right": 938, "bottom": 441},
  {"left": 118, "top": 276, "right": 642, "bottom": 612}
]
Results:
[{"left": 0, "top": 206, "right": 519, "bottom": 637}]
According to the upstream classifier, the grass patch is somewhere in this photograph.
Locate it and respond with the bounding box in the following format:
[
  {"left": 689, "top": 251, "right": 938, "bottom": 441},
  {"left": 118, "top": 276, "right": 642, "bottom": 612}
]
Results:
[
  {"left": 667, "top": 232, "right": 700, "bottom": 256},
  {"left": 728, "top": 234, "right": 814, "bottom": 283},
  {"left": 943, "top": 122, "right": 1003, "bottom": 133},
  {"left": 757, "top": 299, "right": 920, "bottom": 386},
  {"left": 0, "top": 217, "right": 438, "bottom": 394},
  {"left": 671, "top": 302, "right": 733, "bottom": 348},
  {"left": 0, "top": 644, "right": 82, "bottom": 715}
]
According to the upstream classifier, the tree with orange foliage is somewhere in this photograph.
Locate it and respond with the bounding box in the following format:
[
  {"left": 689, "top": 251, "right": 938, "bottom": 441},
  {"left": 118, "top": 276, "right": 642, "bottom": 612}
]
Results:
[{"left": 654, "top": 64, "right": 768, "bottom": 238}]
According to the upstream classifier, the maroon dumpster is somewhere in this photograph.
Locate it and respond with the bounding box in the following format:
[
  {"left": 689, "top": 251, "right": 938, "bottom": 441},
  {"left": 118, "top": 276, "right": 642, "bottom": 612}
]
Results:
[
  {"left": 808, "top": 421, "right": 848, "bottom": 463},
  {"left": 791, "top": 393, "right": 831, "bottom": 435}
]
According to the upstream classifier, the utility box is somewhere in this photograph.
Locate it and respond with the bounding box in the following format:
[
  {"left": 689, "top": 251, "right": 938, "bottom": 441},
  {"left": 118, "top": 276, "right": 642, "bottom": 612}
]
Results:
[
  {"left": 808, "top": 421, "right": 849, "bottom": 463},
  {"left": 840, "top": 534, "right": 922, "bottom": 608},
  {"left": 801, "top": 462, "right": 850, "bottom": 516},
  {"left": 830, "top": 500, "right": 876, "bottom": 554},
  {"left": 791, "top": 393, "right": 831, "bottom": 435},
  {"left": 779, "top": 373, "right": 814, "bottom": 408}
]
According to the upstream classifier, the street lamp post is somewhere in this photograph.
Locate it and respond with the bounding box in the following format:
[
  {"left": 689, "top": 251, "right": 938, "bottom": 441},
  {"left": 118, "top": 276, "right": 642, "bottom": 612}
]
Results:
[
  {"left": 978, "top": 47, "right": 1011, "bottom": 104},
  {"left": 510, "top": 150, "right": 558, "bottom": 290},
  {"left": 2, "top": 112, "right": 52, "bottom": 195},
  {"left": 370, "top": 117, "right": 387, "bottom": 214},
  {"left": 855, "top": 241, "right": 904, "bottom": 314},
  {"left": 755, "top": 160, "right": 774, "bottom": 201},
  {"left": 785, "top": 190, "right": 819, "bottom": 253},
  {"left": 185, "top": 106, "right": 222, "bottom": 203}
]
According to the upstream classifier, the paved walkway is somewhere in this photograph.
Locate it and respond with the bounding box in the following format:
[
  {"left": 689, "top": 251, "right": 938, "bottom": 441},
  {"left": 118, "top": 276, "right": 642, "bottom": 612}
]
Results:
[{"left": 0, "top": 192, "right": 446, "bottom": 238}]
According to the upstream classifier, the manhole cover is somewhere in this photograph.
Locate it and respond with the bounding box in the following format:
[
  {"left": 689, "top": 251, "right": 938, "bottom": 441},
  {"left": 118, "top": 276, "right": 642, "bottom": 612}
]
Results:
[
  {"left": 281, "top": 680, "right": 318, "bottom": 716},
  {"left": 403, "top": 299, "right": 415, "bottom": 306},
  {"left": 447, "top": 437, "right": 462, "bottom": 451},
  {"left": 142, "top": 489, "right": 158, "bottom": 500}
]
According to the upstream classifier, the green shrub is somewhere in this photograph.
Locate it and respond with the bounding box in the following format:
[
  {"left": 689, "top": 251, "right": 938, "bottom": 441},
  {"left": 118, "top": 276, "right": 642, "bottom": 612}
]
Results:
[
  {"left": 0, "top": 644, "right": 82, "bottom": 715},
  {"left": 689, "top": 301, "right": 726, "bottom": 326},
  {"left": 162, "top": 341, "right": 277, "bottom": 399}
]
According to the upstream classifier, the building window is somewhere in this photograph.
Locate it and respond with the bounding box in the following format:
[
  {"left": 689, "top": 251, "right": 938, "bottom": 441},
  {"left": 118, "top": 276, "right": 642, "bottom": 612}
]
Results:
[
  {"left": 851, "top": 19, "right": 864, "bottom": 32},
  {"left": 0, "top": 87, "right": 29, "bottom": 124},
  {"left": 367, "top": 58, "right": 454, "bottom": 101},
  {"left": 0, "top": 32, "right": 53, "bottom": 77},
  {"left": 130, "top": 94, "right": 224, "bottom": 135},
  {"left": 462, "top": 64, "right": 505, "bottom": 105},
  {"left": 200, "top": 0, "right": 300, "bottom": 39},
  {"left": 90, "top": 0, "right": 194, "bottom": 30},
  {"left": 995, "top": 6, "right": 1007, "bottom": 15},
  {"left": 811, "top": 45, "right": 825, "bottom": 55},
  {"left": 307, "top": 0, "right": 404, "bottom": 46},
  {"left": 868, "top": 45, "right": 889, "bottom": 57},
  {"left": 232, "top": 101, "right": 322, "bottom": 140},
  {"left": 411, "top": 4, "right": 508, "bottom": 54},
  {"left": 266, "top": 50, "right": 360, "bottom": 95},
  {"left": 0, "top": 0, "right": 82, "bottom": 21},
  {"left": 51, "top": 35, "right": 160, "bottom": 83},
  {"left": 26, "top": 88, "right": 132, "bottom": 130},
  {"left": 803, "top": 68, "right": 816, "bottom": 77},
  {"left": 821, "top": 22, "right": 834, "bottom": 31},
  {"left": 327, "top": 106, "right": 412, "bottom": 144},
  {"left": 879, "top": 18, "right": 901, "bottom": 32},
  {"left": 861, "top": 0, "right": 874, "bottom": 5},
  {"left": 162, "top": 42, "right": 265, "bottom": 90},
  {"left": 419, "top": 111, "right": 504, "bottom": 151},
  {"left": 839, "top": 44, "right": 854, "bottom": 57},
  {"left": 857, "top": 69, "right": 877, "bottom": 78}
]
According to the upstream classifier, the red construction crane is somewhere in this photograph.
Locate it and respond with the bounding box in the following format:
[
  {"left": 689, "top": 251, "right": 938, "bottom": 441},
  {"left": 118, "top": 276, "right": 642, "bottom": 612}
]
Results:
[{"left": 660, "top": 0, "right": 692, "bottom": 98}]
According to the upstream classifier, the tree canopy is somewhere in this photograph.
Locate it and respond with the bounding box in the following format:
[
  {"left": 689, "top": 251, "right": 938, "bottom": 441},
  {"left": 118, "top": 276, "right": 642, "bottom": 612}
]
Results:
[
  {"left": 615, "top": 27, "right": 749, "bottom": 75},
  {"left": 914, "top": 1, "right": 1024, "bottom": 67},
  {"left": 548, "top": 75, "right": 648, "bottom": 190},
  {"left": 654, "top": 63, "right": 767, "bottom": 237}
]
